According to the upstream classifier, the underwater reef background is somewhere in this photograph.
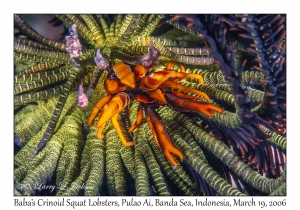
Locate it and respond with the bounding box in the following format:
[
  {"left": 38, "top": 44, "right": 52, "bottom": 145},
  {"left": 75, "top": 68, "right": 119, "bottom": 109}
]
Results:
[{"left": 14, "top": 14, "right": 286, "bottom": 196}]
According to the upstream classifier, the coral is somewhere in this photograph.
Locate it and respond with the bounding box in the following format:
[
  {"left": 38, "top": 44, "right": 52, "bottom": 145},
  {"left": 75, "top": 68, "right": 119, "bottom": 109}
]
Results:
[{"left": 14, "top": 14, "right": 286, "bottom": 196}]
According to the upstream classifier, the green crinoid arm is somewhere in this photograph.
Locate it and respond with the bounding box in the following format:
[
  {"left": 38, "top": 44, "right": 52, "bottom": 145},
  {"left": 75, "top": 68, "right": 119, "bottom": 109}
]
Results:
[
  {"left": 114, "top": 14, "right": 123, "bottom": 37},
  {"left": 98, "top": 16, "right": 110, "bottom": 38},
  {"left": 14, "top": 66, "right": 69, "bottom": 84},
  {"left": 135, "top": 139, "right": 170, "bottom": 196},
  {"left": 14, "top": 85, "right": 64, "bottom": 107},
  {"left": 188, "top": 69, "right": 227, "bottom": 84},
  {"left": 139, "top": 15, "right": 165, "bottom": 37},
  {"left": 105, "top": 124, "right": 127, "bottom": 195},
  {"left": 14, "top": 92, "right": 81, "bottom": 196},
  {"left": 15, "top": 97, "right": 57, "bottom": 145},
  {"left": 132, "top": 124, "right": 150, "bottom": 196},
  {"left": 14, "top": 37, "right": 55, "bottom": 51},
  {"left": 131, "top": 14, "right": 148, "bottom": 37},
  {"left": 58, "top": 70, "right": 107, "bottom": 195},
  {"left": 18, "top": 62, "right": 61, "bottom": 75},
  {"left": 31, "top": 66, "right": 80, "bottom": 156},
  {"left": 14, "top": 15, "right": 66, "bottom": 51},
  {"left": 14, "top": 42, "right": 70, "bottom": 62},
  {"left": 117, "top": 14, "right": 142, "bottom": 44},
  {"left": 14, "top": 51, "right": 68, "bottom": 64},
  {"left": 14, "top": 70, "right": 68, "bottom": 95},
  {"left": 167, "top": 21, "right": 199, "bottom": 38},
  {"left": 134, "top": 144, "right": 150, "bottom": 196},
  {"left": 65, "top": 14, "right": 96, "bottom": 41},
  {"left": 82, "top": 126, "right": 106, "bottom": 196},
  {"left": 59, "top": 133, "right": 93, "bottom": 196},
  {"left": 164, "top": 47, "right": 211, "bottom": 55},
  {"left": 156, "top": 105, "right": 244, "bottom": 196},
  {"left": 55, "top": 14, "right": 97, "bottom": 47},
  {"left": 179, "top": 81, "right": 237, "bottom": 107},
  {"left": 116, "top": 15, "right": 133, "bottom": 41},
  {"left": 260, "top": 127, "right": 286, "bottom": 149},
  {"left": 80, "top": 14, "right": 105, "bottom": 46},
  {"left": 15, "top": 122, "right": 62, "bottom": 195},
  {"left": 170, "top": 130, "right": 245, "bottom": 196},
  {"left": 53, "top": 106, "right": 85, "bottom": 195},
  {"left": 176, "top": 112, "right": 286, "bottom": 194},
  {"left": 110, "top": 49, "right": 141, "bottom": 65},
  {"left": 188, "top": 69, "right": 266, "bottom": 86},
  {"left": 160, "top": 48, "right": 214, "bottom": 65},
  {"left": 269, "top": 182, "right": 286, "bottom": 196},
  {"left": 118, "top": 118, "right": 136, "bottom": 179},
  {"left": 15, "top": 90, "right": 78, "bottom": 156}
]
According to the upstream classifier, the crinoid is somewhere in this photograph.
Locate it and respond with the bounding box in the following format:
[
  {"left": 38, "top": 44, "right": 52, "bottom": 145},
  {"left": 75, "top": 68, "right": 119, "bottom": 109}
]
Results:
[{"left": 14, "top": 14, "right": 286, "bottom": 196}]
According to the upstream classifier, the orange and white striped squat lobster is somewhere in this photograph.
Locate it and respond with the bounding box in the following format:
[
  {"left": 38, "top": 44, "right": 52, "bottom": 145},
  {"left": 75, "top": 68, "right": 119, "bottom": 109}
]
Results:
[{"left": 87, "top": 48, "right": 223, "bottom": 167}]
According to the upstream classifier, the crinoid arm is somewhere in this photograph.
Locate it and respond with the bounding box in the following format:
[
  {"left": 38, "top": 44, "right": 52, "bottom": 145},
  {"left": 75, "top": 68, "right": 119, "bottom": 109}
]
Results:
[{"left": 31, "top": 66, "right": 81, "bottom": 156}]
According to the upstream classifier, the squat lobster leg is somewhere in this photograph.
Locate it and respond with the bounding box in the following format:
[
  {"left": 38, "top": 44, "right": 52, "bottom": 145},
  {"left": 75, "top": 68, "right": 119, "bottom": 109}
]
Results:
[
  {"left": 165, "top": 93, "right": 223, "bottom": 117},
  {"left": 88, "top": 94, "right": 112, "bottom": 126},
  {"left": 112, "top": 114, "right": 135, "bottom": 146},
  {"left": 129, "top": 104, "right": 144, "bottom": 133},
  {"left": 163, "top": 80, "right": 210, "bottom": 103},
  {"left": 146, "top": 107, "right": 184, "bottom": 167},
  {"left": 88, "top": 92, "right": 134, "bottom": 146}
]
